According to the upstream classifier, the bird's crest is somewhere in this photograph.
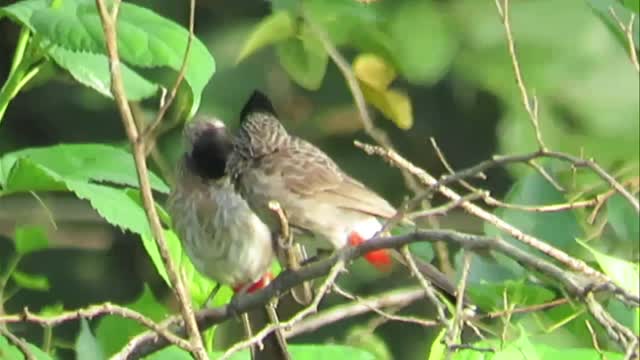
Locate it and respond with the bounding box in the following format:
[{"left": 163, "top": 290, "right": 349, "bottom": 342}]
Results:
[
  {"left": 240, "top": 90, "right": 278, "bottom": 123},
  {"left": 235, "top": 90, "right": 289, "bottom": 158}
]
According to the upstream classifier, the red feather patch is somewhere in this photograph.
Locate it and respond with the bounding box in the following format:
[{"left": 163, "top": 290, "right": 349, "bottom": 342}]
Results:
[{"left": 348, "top": 231, "right": 392, "bottom": 272}]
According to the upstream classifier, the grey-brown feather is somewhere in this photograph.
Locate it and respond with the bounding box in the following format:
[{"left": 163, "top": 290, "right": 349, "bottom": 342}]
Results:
[
  {"left": 228, "top": 111, "right": 396, "bottom": 250},
  {"left": 168, "top": 161, "right": 275, "bottom": 288}
]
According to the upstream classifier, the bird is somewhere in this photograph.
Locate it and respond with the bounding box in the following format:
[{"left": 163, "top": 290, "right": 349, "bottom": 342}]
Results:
[
  {"left": 226, "top": 91, "right": 460, "bottom": 298},
  {"left": 167, "top": 116, "right": 290, "bottom": 360}
]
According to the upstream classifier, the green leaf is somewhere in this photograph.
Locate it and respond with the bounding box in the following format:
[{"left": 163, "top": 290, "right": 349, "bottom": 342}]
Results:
[
  {"left": 208, "top": 344, "right": 376, "bottom": 360},
  {"left": 387, "top": 1, "right": 456, "bottom": 84},
  {"left": 11, "top": 270, "right": 50, "bottom": 291},
  {"left": 287, "top": 344, "right": 376, "bottom": 359},
  {"left": 578, "top": 239, "right": 640, "bottom": 296},
  {"left": 0, "top": 158, "right": 66, "bottom": 193},
  {"left": 0, "top": 334, "right": 52, "bottom": 360},
  {"left": 237, "top": 11, "right": 295, "bottom": 63},
  {"left": 587, "top": 0, "right": 639, "bottom": 50},
  {"left": 96, "top": 286, "right": 167, "bottom": 357},
  {"left": 466, "top": 280, "right": 555, "bottom": 311},
  {"left": 607, "top": 193, "right": 640, "bottom": 243},
  {"left": 48, "top": 45, "right": 158, "bottom": 101},
  {"left": 0, "top": 0, "right": 215, "bottom": 115},
  {"left": 485, "top": 167, "right": 582, "bottom": 252},
  {"left": 455, "top": 331, "right": 625, "bottom": 360},
  {"left": 13, "top": 225, "right": 48, "bottom": 255},
  {"left": 142, "top": 346, "right": 195, "bottom": 360},
  {"left": 345, "top": 326, "right": 392, "bottom": 360},
  {"left": 622, "top": 0, "right": 640, "bottom": 13},
  {"left": 428, "top": 328, "right": 446, "bottom": 360},
  {"left": 66, "top": 181, "right": 151, "bottom": 237},
  {"left": 276, "top": 25, "right": 328, "bottom": 90},
  {"left": 75, "top": 319, "right": 105, "bottom": 360},
  {"left": 0, "top": 144, "right": 169, "bottom": 194}
]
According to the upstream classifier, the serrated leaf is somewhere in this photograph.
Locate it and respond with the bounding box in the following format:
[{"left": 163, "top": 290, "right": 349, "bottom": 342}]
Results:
[
  {"left": 48, "top": 46, "right": 158, "bottom": 101},
  {"left": 276, "top": 25, "right": 328, "bottom": 90},
  {"left": 353, "top": 53, "right": 396, "bottom": 90},
  {"left": 96, "top": 286, "right": 166, "bottom": 357},
  {"left": 13, "top": 225, "right": 48, "bottom": 255},
  {"left": 11, "top": 270, "right": 50, "bottom": 291},
  {"left": 0, "top": 0, "right": 215, "bottom": 116},
  {"left": 360, "top": 82, "right": 413, "bottom": 129},
  {"left": 75, "top": 319, "right": 105, "bottom": 360},
  {"left": 66, "top": 180, "right": 151, "bottom": 238},
  {"left": 0, "top": 144, "right": 169, "bottom": 194},
  {"left": 0, "top": 158, "right": 66, "bottom": 193},
  {"left": 578, "top": 239, "right": 640, "bottom": 297},
  {"left": 237, "top": 11, "right": 295, "bottom": 63}
]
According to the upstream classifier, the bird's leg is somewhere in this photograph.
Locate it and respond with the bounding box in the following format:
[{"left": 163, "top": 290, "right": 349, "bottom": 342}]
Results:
[{"left": 268, "top": 200, "right": 313, "bottom": 305}]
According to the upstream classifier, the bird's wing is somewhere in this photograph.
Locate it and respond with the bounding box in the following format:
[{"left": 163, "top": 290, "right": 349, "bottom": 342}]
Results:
[{"left": 266, "top": 137, "right": 396, "bottom": 219}]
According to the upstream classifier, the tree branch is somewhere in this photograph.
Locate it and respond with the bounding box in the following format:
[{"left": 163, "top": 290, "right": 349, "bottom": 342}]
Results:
[
  {"left": 93, "top": 0, "right": 206, "bottom": 358},
  {"left": 112, "top": 227, "right": 638, "bottom": 359}
]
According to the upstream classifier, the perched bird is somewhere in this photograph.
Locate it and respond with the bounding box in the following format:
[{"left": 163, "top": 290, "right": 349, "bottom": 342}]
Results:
[
  {"left": 167, "top": 117, "right": 289, "bottom": 360},
  {"left": 227, "top": 91, "right": 460, "bottom": 298}
]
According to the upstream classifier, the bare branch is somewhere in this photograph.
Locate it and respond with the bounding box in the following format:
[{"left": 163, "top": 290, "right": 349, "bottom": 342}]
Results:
[
  {"left": 609, "top": 8, "right": 640, "bottom": 72},
  {"left": 0, "top": 304, "right": 190, "bottom": 350},
  {"left": 93, "top": 0, "right": 205, "bottom": 358},
  {"left": 494, "top": 0, "right": 546, "bottom": 150}
]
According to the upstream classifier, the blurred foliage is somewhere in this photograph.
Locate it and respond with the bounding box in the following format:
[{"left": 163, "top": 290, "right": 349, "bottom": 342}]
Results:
[{"left": 0, "top": 0, "right": 638, "bottom": 359}]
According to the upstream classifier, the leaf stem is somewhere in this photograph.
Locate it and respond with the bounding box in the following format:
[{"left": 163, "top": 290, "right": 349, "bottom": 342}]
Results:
[{"left": 0, "top": 27, "right": 37, "bottom": 124}]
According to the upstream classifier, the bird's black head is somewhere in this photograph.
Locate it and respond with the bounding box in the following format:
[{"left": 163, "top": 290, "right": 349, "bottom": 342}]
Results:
[{"left": 183, "top": 117, "right": 233, "bottom": 180}]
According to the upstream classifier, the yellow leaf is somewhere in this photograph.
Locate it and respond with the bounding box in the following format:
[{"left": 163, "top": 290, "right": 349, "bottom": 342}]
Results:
[
  {"left": 236, "top": 11, "right": 295, "bottom": 64},
  {"left": 361, "top": 82, "right": 413, "bottom": 129},
  {"left": 353, "top": 53, "right": 397, "bottom": 91}
]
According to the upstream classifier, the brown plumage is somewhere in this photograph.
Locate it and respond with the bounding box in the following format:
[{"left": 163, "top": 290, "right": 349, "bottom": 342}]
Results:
[{"left": 227, "top": 91, "right": 460, "bottom": 298}]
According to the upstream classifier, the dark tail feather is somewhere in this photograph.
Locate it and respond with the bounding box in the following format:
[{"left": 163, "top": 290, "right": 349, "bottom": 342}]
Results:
[
  {"left": 245, "top": 307, "right": 291, "bottom": 360},
  {"left": 391, "top": 250, "right": 473, "bottom": 307}
]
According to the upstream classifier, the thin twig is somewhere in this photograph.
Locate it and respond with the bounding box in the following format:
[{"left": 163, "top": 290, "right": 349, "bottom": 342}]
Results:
[
  {"left": 304, "top": 12, "right": 421, "bottom": 194},
  {"left": 356, "top": 141, "right": 637, "bottom": 281},
  {"left": 332, "top": 285, "right": 435, "bottom": 328},
  {"left": 446, "top": 251, "right": 472, "bottom": 356},
  {"left": 609, "top": 8, "right": 640, "bottom": 72},
  {"left": 0, "top": 304, "right": 190, "bottom": 350},
  {"left": 585, "top": 320, "right": 607, "bottom": 360},
  {"left": 141, "top": 0, "right": 197, "bottom": 155},
  {"left": 93, "top": 1, "right": 206, "bottom": 358},
  {"left": 0, "top": 326, "right": 35, "bottom": 360},
  {"left": 494, "top": 0, "right": 546, "bottom": 150},
  {"left": 400, "top": 246, "right": 449, "bottom": 325},
  {"left": 219, "top": 260, "right": 346, "bottom": 360},
  {"left": 115, "top": 228, "right": 638, "bottom": 358},
  {"left": 585, "top": 293, "right": 639, "bottom": 357},
  {"left": 288, "top": 287, "right": 433, "bottom": 337}
]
